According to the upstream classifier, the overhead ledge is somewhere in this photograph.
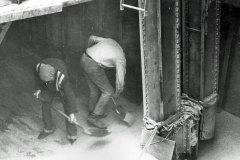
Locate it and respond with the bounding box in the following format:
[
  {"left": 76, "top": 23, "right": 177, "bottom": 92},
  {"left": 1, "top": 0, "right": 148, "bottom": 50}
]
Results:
[
  {"left": 62, "top": 0, "right": 94, "bottom": 7},
  {"left": 0, "top": 0, "right": 94, "bottom": 23}
]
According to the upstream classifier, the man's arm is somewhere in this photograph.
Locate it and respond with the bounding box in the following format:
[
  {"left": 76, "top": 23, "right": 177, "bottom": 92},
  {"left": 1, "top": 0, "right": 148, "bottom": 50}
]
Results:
[
  {"left": 62, "top": 78, "right": 78, "bottom": 114},
  {"left": 34, "top": 70, "right": 46, "bottom": 90},
  {"left": 88, "top": 35, "right": 107, "bottom": 47},
  {"left": 114, "top": 60, "right": 126, "bottom": 98}
]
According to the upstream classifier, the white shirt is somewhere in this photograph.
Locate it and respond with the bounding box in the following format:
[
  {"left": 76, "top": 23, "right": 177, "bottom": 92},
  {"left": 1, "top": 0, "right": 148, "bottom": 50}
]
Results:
[{"left": 86, "top": 36, "right": 126, "bottom": 92}]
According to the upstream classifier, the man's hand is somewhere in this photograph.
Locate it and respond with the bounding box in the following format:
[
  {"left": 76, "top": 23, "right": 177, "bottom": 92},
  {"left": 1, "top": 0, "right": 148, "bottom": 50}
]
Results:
[
  {"left": 115, "top": 61, "right": 126, "bottom": 99},
  {"left": 114, "top": 86, "right": 123, "bottom": 98},
  {"left": 68, "top": 114, "right": 77, "bottom": 124},
  {"left": 34, "top": 90, "right": 41, "bottom": 99}
]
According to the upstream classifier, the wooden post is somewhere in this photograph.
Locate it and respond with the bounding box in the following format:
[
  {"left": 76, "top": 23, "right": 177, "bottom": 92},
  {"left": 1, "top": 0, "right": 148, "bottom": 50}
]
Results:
[
  {"left": 138, "top": 0, "right": 162, "bottom": 121},
  {"left": 185, "top": 0, "right": 201, "bottom": 99},
  {"left": 161, "top": 0, "right": 181, "bottom": 118},
  {"left": 139, "top": 0, "right": 182, "bottom": 121},
  {"left": 157, "top": 0, "right": 164, "bottom": 120}
]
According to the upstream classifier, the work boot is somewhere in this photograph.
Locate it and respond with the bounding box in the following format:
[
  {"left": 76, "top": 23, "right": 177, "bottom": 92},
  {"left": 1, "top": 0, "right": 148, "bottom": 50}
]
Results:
[
  {"left": 68, "top": 138, "right": 77, "bottom": 144},
  {"left": 38, "top": 130, "right": 54, "bottom": 139},
  {"left": 87, "top": 114, "right": 108, "bottom": 129},
  {"left": 67, "top": 135, "right": 77, "bottom": 144}
]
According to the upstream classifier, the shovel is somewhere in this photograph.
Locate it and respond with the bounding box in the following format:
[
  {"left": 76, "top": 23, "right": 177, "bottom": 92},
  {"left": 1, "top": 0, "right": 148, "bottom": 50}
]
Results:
[
  {"left": 111, "top": 97, "right": 136, "bottom": 126},
  {"left": 50, "top": 107, "right": 111, "bottom": 137},
  {"left": 37, "top": 95, "right": 111, "bottom": 137}
]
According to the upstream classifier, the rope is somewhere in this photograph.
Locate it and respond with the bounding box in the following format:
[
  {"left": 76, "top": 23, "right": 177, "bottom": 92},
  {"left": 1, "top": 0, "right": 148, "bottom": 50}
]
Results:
[{"left": 139, "top": 94, "right": 204, "bottom": 160}]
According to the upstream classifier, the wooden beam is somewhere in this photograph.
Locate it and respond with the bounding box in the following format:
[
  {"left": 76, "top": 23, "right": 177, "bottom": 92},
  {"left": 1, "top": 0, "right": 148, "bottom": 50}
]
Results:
[
  {"left": 0, "top": 0, "right": 96, "bottom": 23},
  {"left": 138, "top": 0, "right": 161, "bottom": 121},
  {"left": 187, "top": 0, "right": 201, "bottom": 99},
  {"left": 62, "top": 0, "right": 94, "bottom": 7},
  {"left": 157, "top": 0, "right": 163, "bottom": 120},
  {"left": 0, "top": 0, "right": 63, "bottom": 23},
  {"left": 203, "top": 0, "right": 221, "bottom": 96},
  {"left": 0, "top": 22, "right": 11, "bottom": 45},
  {"left": 161, "top": 0, "right": 181, "bottom": 118},
  {"left": 0, "top": 0, "right": 94, "bottom": 23}
]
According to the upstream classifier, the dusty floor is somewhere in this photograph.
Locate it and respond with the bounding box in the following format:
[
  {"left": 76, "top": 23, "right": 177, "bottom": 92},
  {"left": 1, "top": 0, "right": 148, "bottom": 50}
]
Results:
[
  {"left": 0, "top": 52, "right": 145, "bottom": 160},
  {"left": 0, "top": 97, "right": 144, "bottom": 160},
  {"left": 0, "top": 52, "right": 240, "bottom": 160}
]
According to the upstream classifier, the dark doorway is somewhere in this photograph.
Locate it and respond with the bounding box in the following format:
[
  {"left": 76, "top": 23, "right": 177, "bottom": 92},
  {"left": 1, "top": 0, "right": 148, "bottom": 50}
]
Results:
[{"left": 219, "top": 3, "right": 240, "bottom": 117}]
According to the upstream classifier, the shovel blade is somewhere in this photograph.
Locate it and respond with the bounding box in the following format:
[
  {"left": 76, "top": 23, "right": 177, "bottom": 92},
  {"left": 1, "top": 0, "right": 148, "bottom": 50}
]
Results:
[
  {"left": 141, "top": 128, "right": 175, "bottom": 160},
  {"left": 84, "top": 128, "right": 111, "bottom": 137},
  {"left": 113, "top": 104, "right": 136, "bottom": 126},
  {"left": 146, "top": 137, "right": 175, "bottom": 160}
]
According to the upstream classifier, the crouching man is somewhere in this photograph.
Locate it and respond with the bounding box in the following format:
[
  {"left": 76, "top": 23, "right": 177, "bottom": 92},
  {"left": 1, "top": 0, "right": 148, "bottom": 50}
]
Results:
[
  {"left": 80, "top": 35, "right": 126, "bottom": 129},
  {"left": 34, "top": 58, "right": 78, "bottom": 144}
]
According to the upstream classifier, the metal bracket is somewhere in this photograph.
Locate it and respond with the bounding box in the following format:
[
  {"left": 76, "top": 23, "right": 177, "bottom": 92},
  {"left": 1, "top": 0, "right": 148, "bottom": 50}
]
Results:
[{"left": 120, "top": 0, "right": 148, "bottom": 17}]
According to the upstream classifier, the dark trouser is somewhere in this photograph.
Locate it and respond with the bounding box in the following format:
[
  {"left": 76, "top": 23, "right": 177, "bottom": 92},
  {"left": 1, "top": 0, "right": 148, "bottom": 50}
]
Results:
[
  {"left": 80, "top": 53, "right": 114, "bottom": 115},
  {"left": 41, "top": 90, "right": 77, "bottom": 139}
]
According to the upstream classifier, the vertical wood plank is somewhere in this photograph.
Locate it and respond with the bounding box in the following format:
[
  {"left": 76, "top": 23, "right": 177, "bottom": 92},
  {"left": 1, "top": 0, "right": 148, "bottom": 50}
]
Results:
[
  {"left": 187, "top": 0, "right": 201, "bottom": 99},
  {"left": 138, "top": 0, "right": 161, "bottom": 121},
  {"left": 161, "top": 0, "right": 181, "bottom": 118}
]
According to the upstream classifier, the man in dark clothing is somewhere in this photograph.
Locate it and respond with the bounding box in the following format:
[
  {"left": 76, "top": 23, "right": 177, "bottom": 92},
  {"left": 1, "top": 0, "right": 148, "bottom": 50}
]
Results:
[
  {"left": 34, "top": 58, "right": 78, "bottom": 144},
  {"left": 80, "top": 35, "right": 126, "bottom": 129}
]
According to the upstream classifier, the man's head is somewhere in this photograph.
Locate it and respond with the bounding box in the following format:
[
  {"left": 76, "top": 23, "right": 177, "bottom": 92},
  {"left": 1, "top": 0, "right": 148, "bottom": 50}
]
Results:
[{"left": 39, "top": 64, "right": 56, "bottom": 82}]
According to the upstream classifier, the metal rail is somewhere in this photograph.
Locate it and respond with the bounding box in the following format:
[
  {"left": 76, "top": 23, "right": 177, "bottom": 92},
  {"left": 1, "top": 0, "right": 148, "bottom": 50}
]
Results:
[{"left": 121, "top": 0, "right": 147, "bottom": 17}]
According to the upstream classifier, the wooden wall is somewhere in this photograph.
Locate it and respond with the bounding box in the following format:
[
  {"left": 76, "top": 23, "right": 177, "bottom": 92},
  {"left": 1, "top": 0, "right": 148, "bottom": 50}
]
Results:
[{"left": 1, "top": 0, "right": 121, "bottom": 59}]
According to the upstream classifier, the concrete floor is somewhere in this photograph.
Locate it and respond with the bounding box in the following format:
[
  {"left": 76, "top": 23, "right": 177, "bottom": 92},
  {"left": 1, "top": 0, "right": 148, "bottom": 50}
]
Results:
[{"left": 198, "top": 111, "right": 240, "bottom": 160}]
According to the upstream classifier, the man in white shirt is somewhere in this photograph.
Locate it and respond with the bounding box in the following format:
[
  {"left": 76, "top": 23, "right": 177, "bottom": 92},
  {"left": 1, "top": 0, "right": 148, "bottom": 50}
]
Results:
[{"left": 80, "top": 35, "right": 126, "bottom": 129}]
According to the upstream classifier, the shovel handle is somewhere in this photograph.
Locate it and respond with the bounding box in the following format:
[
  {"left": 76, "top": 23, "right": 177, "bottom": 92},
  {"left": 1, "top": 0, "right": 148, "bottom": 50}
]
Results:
[
  {"left": 37, "top": 95, "right": 81, "bottom": 127},
  {"left": 111, "top": 97, "right": 117, "bottom": 106},
  {"left": 50, "top": 107, "right": 85, "bottom": 130},
  {"left": 36, "top": 95, "right": 98, "bottom": 135},
  {"left": 111, "top": 97, "right": 122, "bottom": 115}
]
